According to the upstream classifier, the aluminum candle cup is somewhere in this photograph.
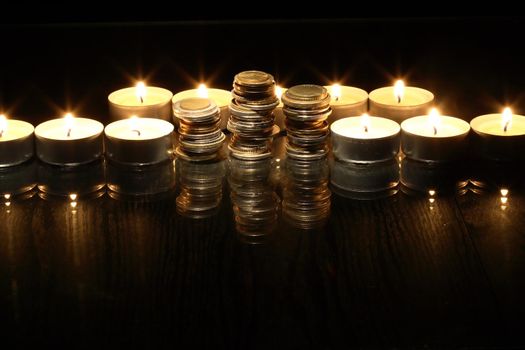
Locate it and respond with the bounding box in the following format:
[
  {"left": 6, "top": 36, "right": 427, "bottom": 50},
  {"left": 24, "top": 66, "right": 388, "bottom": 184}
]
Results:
[
  {"left": 325, "top": 85, "right": 368, "bottom": 124},
  {"left": 401, "top": 112, "right": 470, "bottom": 163},
  {"left": 108, "top": 84, "right": 173, "bottom": 121},
  {"left": 369, "top": 82, "right": 434, "bottom": 123},
  {"left": 104, "top": 117, "right": 174, "bottom": 165},
  {"left": 0, "top": 116, "right": 34, "bottom": 167},
  {"left": 172, "top": 87, "right": 231, "bottom": 130},
  {"left": 470, "top": 110, "right": 525, "bottom": 161},
  {"left": 0, "top": 159, "right": 37, "bottom": 195},
  {"left": 35, "top": 116, "right": 104, "bottom": 165},
  {"left": 330, "top": 115, "right": 400, "bottom": 163},
  {"left": 400, "top": 157, "right": 468, "bottom": 194}
]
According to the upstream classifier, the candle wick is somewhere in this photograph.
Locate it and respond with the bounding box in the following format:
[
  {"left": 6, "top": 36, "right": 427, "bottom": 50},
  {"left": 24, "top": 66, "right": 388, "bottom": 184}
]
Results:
[
  {"left": 140, "top": 96, "right": 144, "bottom": 104},
  {"left": 364, "top": 125, "right": 368, "bottom": 133},
  {"left": 504, "top": 121, "right": 509, "bottom": 132},
  {"left": 397, "top": 96, "right": 401, "bottom": 104},
  {"left": 0, "top": 130, "right": 3, "bottom": 138},
  {"left": 433, "top": 126, "right": 437, "bottom": 136},
  {"left": 334, "top": 96, "right": 339, "bottom": 102},
  {"left": 67, "top": 128, "right": 72, "bottom": 137},
  {"left": 132, "top": 129, "right": 141, "bottom": 136}
]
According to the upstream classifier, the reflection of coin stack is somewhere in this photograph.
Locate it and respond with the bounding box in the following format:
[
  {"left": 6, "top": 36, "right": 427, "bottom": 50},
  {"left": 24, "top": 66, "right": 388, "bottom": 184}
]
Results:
[
  {"left": 176, "top": 158, "right": 225, "bottom": 218},
  {"left": 282, "top": 85, "right": 331, "bottom": 160},
  {"left": 228, "top": 70, "right": 280, "bottom": 160},
  {"left": 228, "top": 157, "right": 280, "bottom": 242},
  {"left": 173, "top": 97, "right": 226, "bottom": 161},
  {"left": 282, "top": 157, "right": 331, "bottom": 229}
]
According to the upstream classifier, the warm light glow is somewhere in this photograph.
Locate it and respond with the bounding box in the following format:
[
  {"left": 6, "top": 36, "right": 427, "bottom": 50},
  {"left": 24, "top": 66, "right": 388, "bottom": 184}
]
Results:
[
  {"left": 65, "top": 113, "right": 74, "bottom": 137},
  {"left": 3, "top": 194, "right": 11, "bottom": 200},
  {"left": 129, "top": 115, "right": 141, "bottom": 136},
  {"left": 0, "top": 114, "right": 7, "bottom": 137},
  {"left": 275, "top": 85, "right": 283, "bottom": 100},
  {"left": 70, "top": 201, "right": 78, "bottom": 209},
  {"left": 69, "top": 193, "right": 78, "bottom": 201},
  {"left": 331, "top": 84, "right": 342, "bottom": 101},
  {"left": 197, "top": 83, "right": 208, "bottom": 98},
  {"left": 136, "top": 82, "right": 146, "bottom": 103},
  {"left": 500, "top": 188, "right": 509, "bottom": 196},
  {"left": 500, "top": 196, "right": 508, "bottom": 204},
  {"left": 428, "top": 108, "right": 441, "bottom": 135},
  {"left": 5, "top": 201, "right": 11, "bottom": 207},
  {"left": 502, "top": 107, "right": 512, "bottom": 132},
  {"left": 428, "top": 190, "right": 436, "bottom": 196},
  {"left": 360, "top": 113, "right": 371, "bottom": 133},
  {"left": 394, "top": 80, "right": 405, "bottom": 103},
  {"left": 429, "top": 197, "right": 435, "bottom": 204}
]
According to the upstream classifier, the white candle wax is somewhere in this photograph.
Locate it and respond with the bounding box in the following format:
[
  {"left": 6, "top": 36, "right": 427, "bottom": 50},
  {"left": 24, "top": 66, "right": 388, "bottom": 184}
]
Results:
[
  {"left": 172, "top": 88, "right": 231, "bottom": 130},
  {"left": 331, "top": 116, "right": 400, "bottom": 162},
  {"left": 108, "top": 86, "right": 173, "bottom": 121},
  {"left": 104, "top": 117, "right": 174, "bottom": 165},
  {"left": 0, "top": 118, "right": 34, "bottom": 167},
  {"left": 324, "top": 85, "right": 368, "bottom": 124},
  {"left": 470, "top": 112, "right": 525, "bottom": 161},
  {"left": 369, "top": 86, "right": 434, "bottom": 122},
  {"left": 401, "top": 115, "right": 470, "bottom": 162},
  {"left": 35, "top": 117, "right": 104, "bottom": 165}
]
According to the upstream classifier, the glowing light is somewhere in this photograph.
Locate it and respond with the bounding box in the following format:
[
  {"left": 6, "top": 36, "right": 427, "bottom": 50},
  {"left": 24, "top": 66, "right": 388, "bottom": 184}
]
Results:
[
  {"left": 4, "top": 194, "right": 11, "bottom": 200},
  {"left": 136, "top": 82, "right": 146, "bottom": 103},
  {"left": 428, "top": 190, "right": 436, "bottom": 196},
  {"left": 394, "top": 80, "right": 405, "bottom": 103},
  {"left": 0, "top": 114, "right": 7, "bottom": 137},
  {"left": 70, "top": 201, "right": 77, "bottom": 208},
  {"left": 500, "top": 188, "right": 509, "bottom": 196},
  {"left": 275, "top": 85, "right": 283, "bottom": 100},
  {"left": 65, "top": 113, "right": 74, "bottom": 137},
  {"left": 130, "top": 115, "right": 141, "bottom": 137},
  {"left": 331, "top": 84, "right": 342, "bottom": 101},
  {"left": 428, "top": 108, "right": 441, "bottom": 136},
  {"left": 502, "top": 107, "right": 512, "bottom": 132},
  {"left": 197, "top": 83, "right": 208, "bottom": 98},
  {"left": 69, "top": 193, "right": 78, "bottom": 201},
  {"left": 361, "top": 113, "right": 371, "bottom": 133}
]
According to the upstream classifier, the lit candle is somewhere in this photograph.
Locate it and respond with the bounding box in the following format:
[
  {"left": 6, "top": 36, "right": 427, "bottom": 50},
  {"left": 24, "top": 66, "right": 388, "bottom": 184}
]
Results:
[
  {"left": 172, "top": 84, "right": 231, "bottom": 130},
  {"left": 325, "top": 84, "right": 368, "bottom": 124},
  {"left": 330, "top": 114, "right": 401, "bottom": 163},
  {"left": 104, "top": 116, "right": 174, "bottom": 165},
  {"left": 369, "top": 80, "right": 434, "bottom": 123},
  {"left": 470, "top": 107, "right": 525, "bottom": 161},
  {"left": 35, "top": 113, "right": 104, "bottom": 165},
  {"left": 108, "top": 82, "right": 173, "bottom": 121},
  {"left": 401, "top": 108, "right": 470, "bottom": 162},
  {"left": 0, "top": 114, "right": 34, "bottom": 167},
  {"left": 273, "top": 85, "right": 287, "bottom": 131}
]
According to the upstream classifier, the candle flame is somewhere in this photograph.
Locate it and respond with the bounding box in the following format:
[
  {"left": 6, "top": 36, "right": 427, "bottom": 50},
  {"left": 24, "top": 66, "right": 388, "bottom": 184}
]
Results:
[
  {"left": 428, "top": 108, "right": 441, "bottom": 135},
  {"left": 65, "top": 113, "right": 74, "bottom": 137},
  {"left": 130, "top": 115, "right": 141, "bottom": 137},
  {"left": 136, "top": 82, "right": 146, "bottom": 103},
  {"left": 0, "top": 114, "right": 7, "bottom": 138},
  {"left": 502, "top": 107, "right": 512, "bottom": 132},
  {"left": 197, "top": 83, "right": 208, "bottom": 98},
  {"left": 331, "top": 84, "right": 342, "bottom": 101},
  {"left": 360, "top": 113, "right": 371, "bottom": 133},
  {"left": 275, "top": 85, "right": 283, "bottom": 100},
  {"left": 394, "top": 80, "right": 405, "bottom": 103}
]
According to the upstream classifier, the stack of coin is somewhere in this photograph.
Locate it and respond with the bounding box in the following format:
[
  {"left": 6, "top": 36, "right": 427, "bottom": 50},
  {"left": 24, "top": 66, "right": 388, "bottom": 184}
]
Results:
[
  {"left": 228, "top": 157, "right": 280, "bottom": 242},
  {"left": 282, "top": 84, "right": 332, "bottom": 160},
  {"left": 282, "top": 157, "right": 331, "bottom": 229},
  {"left": 228, "top": 70, "right": 280, "bottom": 160},
  {"left": 176, "top": 158, "right": 225, "bottom": 218},
  {"left": 173, "top": 97, "right": 226, "bottom": 161}
]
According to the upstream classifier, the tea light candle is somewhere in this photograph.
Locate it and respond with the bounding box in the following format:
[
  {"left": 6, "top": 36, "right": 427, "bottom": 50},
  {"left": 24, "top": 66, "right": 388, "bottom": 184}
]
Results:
[
  {"left": 369, "top": 80, "right": 434, "bottom": 123},
  {"left": 401, "top": 108, "right": 470, "bottom": 163},
  {"left": 325, "top": 84, "right": 368, "bottom": 124},
  {"left": 108, "top": 82, "right": 173, "bottom": 121},
  {"left": 330, "top": 114, "right": 400, "bottom": 163},
  {"left": 172, "top": 84, "right": 231, "bottom": 130},
  {"left": 0, "top": 115, "right": 34, "bottom": 167},
  {"left": 35, "top": 114, "right": 104, "bottom": 165},
  {"left": 470, "top": 107, "right": 525, "bottom": 161},
  {"left": 104, "top": 116, "right": 174, "bottom": 165}
]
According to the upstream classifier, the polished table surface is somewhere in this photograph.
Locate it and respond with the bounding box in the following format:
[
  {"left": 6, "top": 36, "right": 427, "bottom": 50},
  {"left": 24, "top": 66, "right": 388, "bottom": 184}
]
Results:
[{"left": 1, "top": 134, "right": 524, "bottom": 348}]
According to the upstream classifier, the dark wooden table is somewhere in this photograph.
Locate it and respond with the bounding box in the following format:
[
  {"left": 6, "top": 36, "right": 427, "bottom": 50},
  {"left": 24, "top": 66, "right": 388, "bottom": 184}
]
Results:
[{"left": 1, "top": 134, "right": 524, "bottom": 348}]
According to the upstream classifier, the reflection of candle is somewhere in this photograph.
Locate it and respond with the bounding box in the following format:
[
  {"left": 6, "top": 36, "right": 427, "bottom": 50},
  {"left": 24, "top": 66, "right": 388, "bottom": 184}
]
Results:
[
  {"left": 401, "top": 108, "right": 470, "bottom": 162},
  {"left": 0, "top": 114, "right": 34, "bottom": 167},
  {"left": 470, "top": 107, "right": 525, "bottom": 161},
  {"left": 104, "top": 116, "right": 174, "bottom": 165},
  {"left": 369, "top": 80, "right": 434, "bottom": 123},
  {"left": 330, "top": 114, "right": 400, "bottom": 163},
  {"left": 108, "top": 82, "right": 173, "bottom": 121},
  {"left": 324, "top": 84, "right": 368, "bottom": 124},
  {"left": 172, "top": 85, "right": 231, "bottom": 130},
  {"left": 35, "top": 114, "right": 104, "bottom": 165}
]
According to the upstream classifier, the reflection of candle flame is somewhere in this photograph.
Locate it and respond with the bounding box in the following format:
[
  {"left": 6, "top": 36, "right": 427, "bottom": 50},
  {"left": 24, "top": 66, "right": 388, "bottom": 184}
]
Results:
[
  {"left": 65, "top": 113, "right": 74, "bottom": 137},
  {"left": 502, "top": 107, "right": 512, "bottom": 132},
  {"left": 331, "top": 84, "right": 341, "bottom": 102},
  {"left": 275, "top": 85, "right": 283, "bottom": 100},
  {"left": 361, "top": 113, "right": 370, "bottom": 133},
  {"left": 0, "top": 114, "right": 6, "bottom": 138},
  {"left": 136, "top": 82, "right": 146, "bottom": 103},
  {"left": 500, "top": 188, "right": 509, "bottom": 210},
  {"left": 4, "top": 194, "right": 11, "bottom": 200},
  {"left": 394, "top": 80, "right": 404, "bottom": 103},
  {"left": 500, "top": 188, "right": 509, "bottom": 196},
  {"left": 130, "top": 115, "right": 141, "bottom": 137},
  {"left": 428, "top": 108, "right": 441, "bottom": 136},
  {"left": 197, "top": 84, "right": 208, "bottom": 98}
]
